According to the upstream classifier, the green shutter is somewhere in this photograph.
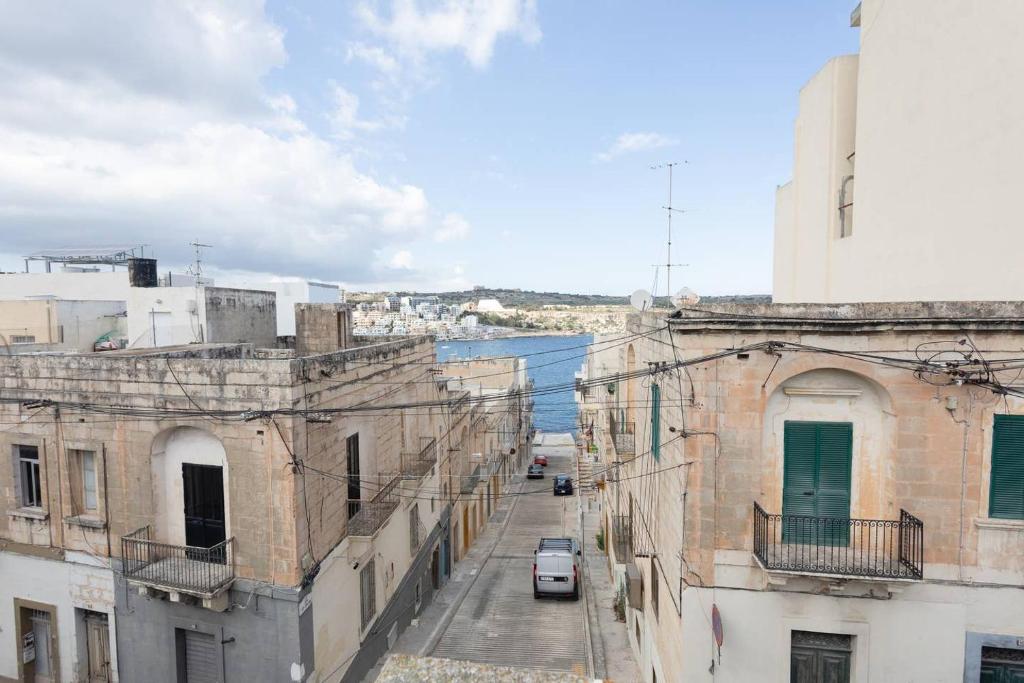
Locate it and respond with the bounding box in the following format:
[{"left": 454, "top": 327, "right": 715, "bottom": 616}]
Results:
[
  {"left": 651, "top": 383, "right": 661, "bottom": 461},
  {"left": 783, "top": 422, "right": 819, "bottom": 518},
  {"left": 783, "top": 421, "right": 852, "bottom": 544},
  {"left": 990, "top": 415, "right": 1024, "bottom": 520}
]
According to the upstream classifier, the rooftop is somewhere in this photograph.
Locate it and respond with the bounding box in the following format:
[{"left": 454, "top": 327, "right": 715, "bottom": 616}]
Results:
[{"left": 664, "top": 301, "right": 1024, "bottom": 332}]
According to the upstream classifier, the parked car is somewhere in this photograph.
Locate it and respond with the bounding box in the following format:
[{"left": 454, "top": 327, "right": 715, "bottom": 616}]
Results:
[
  {"left": 533, "top": 537, "right": 581, "bottom": 600},
  {"left": 533, "top": 454, "right": 548, "bottom": 467},
  {"left": 553, "top": 474, "right": 573, "bottom": 496},
  {"left": 527, "top": 464, "right": 545, "bottom": 479}
]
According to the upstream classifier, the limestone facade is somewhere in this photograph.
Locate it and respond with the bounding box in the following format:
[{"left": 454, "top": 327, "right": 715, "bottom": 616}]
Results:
[{"left": 579, "top": 303, "right": 1024, "bottom": 682}]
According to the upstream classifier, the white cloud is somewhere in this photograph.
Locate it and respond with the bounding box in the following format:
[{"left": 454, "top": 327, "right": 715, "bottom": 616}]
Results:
[
  {"left": 434, "top": 212, "right": 471, "bottom": 242},
  {"left": 355, "top": 0, "right": 541, "bottom": 70},
  {"left": 0, "top": 1, "right": 442, "bottom": 283},
  {"left": 346, "top": 42, "right": 401, "bottom": 76},
  {"left": 596, "top": 132, "right": 679, "bottom": 162},
  {"left": 388, "top": 249, "right": 414, "bottom": 269},
  {"left": 328, "top": 82, "right": 385, "bottom": 139}
]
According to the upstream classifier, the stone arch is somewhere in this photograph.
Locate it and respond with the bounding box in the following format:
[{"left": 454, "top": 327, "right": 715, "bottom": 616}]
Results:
[
  {"left": 762, "top": 367, "right": 896, "bottom": 520},
  {"left": 150, "top": 426, "right": 231, "bottom": 546}
]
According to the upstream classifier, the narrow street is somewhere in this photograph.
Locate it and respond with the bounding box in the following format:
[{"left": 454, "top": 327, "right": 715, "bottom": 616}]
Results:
[{"left": 431, "top": 434, "right": 589, "bottom": 676}]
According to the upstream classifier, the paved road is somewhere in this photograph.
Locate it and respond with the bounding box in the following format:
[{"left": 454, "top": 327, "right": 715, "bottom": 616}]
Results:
[{"left": 431, "top": 438, "right": 588, "bottom": 675}]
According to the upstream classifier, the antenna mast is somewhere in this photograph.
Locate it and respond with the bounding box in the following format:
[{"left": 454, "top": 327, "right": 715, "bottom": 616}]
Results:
[
  {"left": 188, "top": 240, "right": 212, "bottom": 343},
  {"left": 651, "top": 162, "right": 689, "bottom": 301}
]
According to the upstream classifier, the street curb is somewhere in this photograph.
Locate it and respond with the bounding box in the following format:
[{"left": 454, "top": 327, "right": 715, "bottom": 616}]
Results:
[{"left": 416, "top": 477, "right": 526, "bottom": 657}]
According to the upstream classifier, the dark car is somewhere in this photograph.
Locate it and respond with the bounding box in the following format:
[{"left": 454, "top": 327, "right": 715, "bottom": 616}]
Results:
[
  {"left": 527, "top": 464, "right": 545, "bottom": 479},
  {"left": 553, "top": 474, "right": 573, "bottom": 495}
]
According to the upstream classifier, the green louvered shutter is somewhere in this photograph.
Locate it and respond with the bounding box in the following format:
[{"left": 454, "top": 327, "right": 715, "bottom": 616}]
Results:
[
  {"left": 783, "top": 422, "right": 819, "bottom": 542},
  {"left": 782, "top": 421, "right": 852, "bottom": 544},
  {"left": 651, "top": 383, "right": 661, "bottom": 461},
  {"left": 816, "top": 423, "right": 853, "bottom": 545},
  {"left": 990, "top": 414, "right": 1024, "bottom": 519}
]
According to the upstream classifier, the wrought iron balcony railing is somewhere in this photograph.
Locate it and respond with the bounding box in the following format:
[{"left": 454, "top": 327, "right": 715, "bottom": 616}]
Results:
[
  {"left": 460, "top": 464, "right": 482, "bottom": 494},
  {"left": 752, "top": 503, "right": 924, "bottom": 580},
  {"left": 121, "top": 526, "right": 235, "bottom": 597},
  {"left": 347, "top": 475, "right": 401, "bottom": 537},
  {"left": 611, "top": 514, "right": 633, "bottom": 563},
  {"left": 402, "top": 437, "right": 437, "bottom": 479},
  {"left": 609, "top": 414, "right": 635, "bottom": 456}
]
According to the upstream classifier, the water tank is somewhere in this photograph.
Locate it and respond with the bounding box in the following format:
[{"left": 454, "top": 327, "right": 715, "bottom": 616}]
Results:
[{"left": 128, "top": 258, "right": 158, "bottom": 287}]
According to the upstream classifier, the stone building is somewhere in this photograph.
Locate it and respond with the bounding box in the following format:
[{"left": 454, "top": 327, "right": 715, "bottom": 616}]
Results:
[
  {"left": 439, "top": 357, "right": 534, "bottom": 561},
  {"left": 0, "top": 308, "right": 530, "bottom": 682},
  {"left": 578, "top": 303, "right": 1024, "bottom": 682}
]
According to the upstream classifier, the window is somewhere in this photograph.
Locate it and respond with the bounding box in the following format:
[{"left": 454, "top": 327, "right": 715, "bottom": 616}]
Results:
[
  {"left": 347, "top": 434, "right": 361, "bottom": 518},
  {"left": 791, "top": 630, "right": 852, "bottom": 683},
  {"left": 651, "top": 559, "right": 659, "bottom": 620},
  {"left": 11, "top": 335, "right": 35, "bottom": 344},
  {"left": 16, "top": 445, "right": 42, "bottom": 508},
  {"left": 70, "top": 449, "right": 98, "bottom": 513},
  {"left": 990, "top": 415, "right": 1024, "bottom": 519},
  {"left": 360, "top": 559, "right": 376, "bottom": 630}
]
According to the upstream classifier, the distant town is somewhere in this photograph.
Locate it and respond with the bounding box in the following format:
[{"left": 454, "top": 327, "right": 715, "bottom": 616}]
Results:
[{"left": 346, "top": 289, "right": 770, "bottom": 340}]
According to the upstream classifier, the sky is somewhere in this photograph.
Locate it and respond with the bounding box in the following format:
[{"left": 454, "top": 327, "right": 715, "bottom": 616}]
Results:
[{"left": 0, "top": 1, "right": 861, "bottom": 296}]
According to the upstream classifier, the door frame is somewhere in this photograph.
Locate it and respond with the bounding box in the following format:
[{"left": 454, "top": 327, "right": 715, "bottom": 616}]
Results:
[
  {"left": 14, "top": 598, "right": 60, "bottom": 683},
  {"left": 182, "top": 463, "right": 227, "bottom": 550}
]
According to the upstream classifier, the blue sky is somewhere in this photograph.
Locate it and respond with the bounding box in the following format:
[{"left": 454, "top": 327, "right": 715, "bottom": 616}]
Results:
[{"left": 0, "top": 1, "right": 860, "bottom": 296}]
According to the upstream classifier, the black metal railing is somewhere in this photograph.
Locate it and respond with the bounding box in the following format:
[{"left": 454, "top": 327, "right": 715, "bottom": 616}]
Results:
[
  {"left": 402, "top": 437, "right": 437, "bottom": 479},
  {"left": 610, "top": 414, "right": 635, "bottom": 456},
  {"left": 611, "top": 514, "right": 633, "bottom": 562},
  {"left": 752, "top": 503, "right": 924, "bottom": 580},
  {"left": 347, "top": 475, "right": 400, "bottom": 537},
  {"left": 460, "top": 464, "right": 482, "bottom": 494},
  {"left": 121, "top": 526, "right": 235, "bottom": 596}
]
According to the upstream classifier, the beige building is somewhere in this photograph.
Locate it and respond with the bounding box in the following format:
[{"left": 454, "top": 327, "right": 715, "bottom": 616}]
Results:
[
  {"left": 439, "top": 356, "right": 533, "bottom": 562},
  {"left": 579, "top": 303, "right": 1024, "bottom": 682},
  {"left": 772, "top": 0, "right": 1024, "bottom": 303},
  {"left": 0, "top": 305, "right": 530, "bottom": 682},
  {"left": 0, "top": 299, "right": 125, "bottom": 352}
]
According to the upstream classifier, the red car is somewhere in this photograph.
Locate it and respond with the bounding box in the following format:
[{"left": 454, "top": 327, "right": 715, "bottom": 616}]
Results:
[{"left": 533, "top": 454, "right": 548, "bottom": 467}]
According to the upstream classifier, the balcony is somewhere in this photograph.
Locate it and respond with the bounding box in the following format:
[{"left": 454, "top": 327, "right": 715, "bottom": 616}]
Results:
[
  {"left": 611, "top": 514, "right": 633, "bottom": 563},
  {"left": 402, "top": 437, "right": 437, "bottom": 480},
  {"left": 460, "top": 464, "right": 482, "bottom": 494},
  {"left": 609, "top": 414, "right": 635, "bottom": 456},
  {"left": 752, "top": 503, "right": 924, "bottom": 580},
  {"left": 347, "top": 475, "right": 401, "bottom": 537},
  {"left": 121, "top": 526, "right": 235, "bottom": 601}
]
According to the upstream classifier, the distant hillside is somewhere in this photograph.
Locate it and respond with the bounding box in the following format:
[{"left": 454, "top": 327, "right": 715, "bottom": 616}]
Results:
[{"left": 351, "top": 287, "right": 770, "bottom": 309}]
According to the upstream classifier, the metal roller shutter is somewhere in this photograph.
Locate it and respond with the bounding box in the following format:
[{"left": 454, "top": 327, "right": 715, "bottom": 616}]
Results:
[{"left": 184, "top": 631, "right": 217, "bottom": 683}]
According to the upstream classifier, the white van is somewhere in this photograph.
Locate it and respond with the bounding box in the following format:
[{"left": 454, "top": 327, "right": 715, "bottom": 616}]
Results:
[{"left": 533, "top": 537, "right": 581, "bottom": 600}]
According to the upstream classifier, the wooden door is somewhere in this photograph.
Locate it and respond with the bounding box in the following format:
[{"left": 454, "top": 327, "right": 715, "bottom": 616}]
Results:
[{"left": 182, "top": 464, "right": 226, "bottom": 551}]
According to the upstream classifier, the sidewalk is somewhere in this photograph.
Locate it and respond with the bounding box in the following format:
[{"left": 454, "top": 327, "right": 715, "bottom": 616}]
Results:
[
  {"left": 365, "top": 475, "right": 523, "bottom": 679},
  {"left": 581, "top": 501, "right": 639, "bottom": 682}
]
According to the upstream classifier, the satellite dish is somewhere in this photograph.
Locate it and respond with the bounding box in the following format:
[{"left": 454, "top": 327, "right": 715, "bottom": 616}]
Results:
[
  {"left": 630, "top": 289, "right": 654, "bottom": 312},
  {"left": 671, "top": 287, "right": 700, "bottom": 308}
]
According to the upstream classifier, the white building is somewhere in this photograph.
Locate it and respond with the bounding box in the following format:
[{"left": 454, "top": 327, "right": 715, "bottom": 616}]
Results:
[
  {"left": 225, "top": 279, "right": 339, "bottom": 336},
  {"left": 772, "top": 0, "right": 1024, "bottom": 304}
]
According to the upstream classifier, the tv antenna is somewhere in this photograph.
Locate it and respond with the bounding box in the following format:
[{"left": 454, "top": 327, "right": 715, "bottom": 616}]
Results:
[
  {"left": 187, "top": 240, "right": 212, "bottom": 343},
  {"left": 187, "top": 240, "right": 212, "bottom": 281},
  {"left": 651, "top": 161, "right": 689, "bottom": 301}
]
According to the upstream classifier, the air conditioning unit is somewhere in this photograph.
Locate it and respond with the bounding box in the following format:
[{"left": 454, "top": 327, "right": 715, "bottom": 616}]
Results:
[{"left": 625, "top": 562, "right": 643, "bottom": 610}]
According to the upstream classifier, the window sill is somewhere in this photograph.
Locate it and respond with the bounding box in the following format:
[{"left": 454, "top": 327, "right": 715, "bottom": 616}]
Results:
[
  {"left": 974, "top": 518, "right": 1024, "bottom": 531},
  {"left": 8, "top": 507, "right": 48, "bottom": 522},
  {"left": 64, "top": 515, "right": 106, "bottom": 530}
]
